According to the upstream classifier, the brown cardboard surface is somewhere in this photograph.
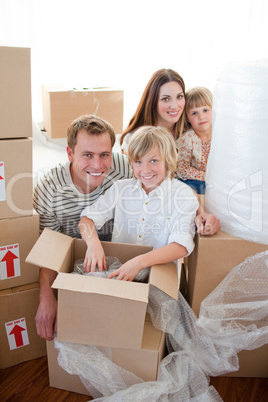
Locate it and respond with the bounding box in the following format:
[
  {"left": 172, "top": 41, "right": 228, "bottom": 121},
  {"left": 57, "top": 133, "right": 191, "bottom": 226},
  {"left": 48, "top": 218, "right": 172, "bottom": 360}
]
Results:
[
  {"left": 186, "top": 230, "right": 268, "bottom": 377},
  {"left": 223, "top": 345, "right": 268, "bottom": 378},
  {"left": 0, "top": 214, "right": 40, "bottom": 290},
  {"left": 0, "top": 138, "right": 33, "bottom": 219},
  {"left": 186, "top": 230, "right": 268, "bottom": 317},
  {"left": 26, "top": 228, "right": 178, "bottom": 349},
  {"left": 0, "top": 46, "right": 32, "bottom": 139},
  {"left": 0, "top": 283, "right": 46, "bottom": 369},
  {"left": 46, "top": 316, "right": 166, "bottom": 395},
  {"left": 42, "top": 86, "right": 124, "bottom": 138}
]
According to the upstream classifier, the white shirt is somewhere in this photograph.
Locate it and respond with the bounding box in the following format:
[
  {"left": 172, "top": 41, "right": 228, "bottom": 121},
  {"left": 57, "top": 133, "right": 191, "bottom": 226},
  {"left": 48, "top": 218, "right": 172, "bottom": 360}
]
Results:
[{"left": 81, "top": 177, "right": 199, "bottom": 255}]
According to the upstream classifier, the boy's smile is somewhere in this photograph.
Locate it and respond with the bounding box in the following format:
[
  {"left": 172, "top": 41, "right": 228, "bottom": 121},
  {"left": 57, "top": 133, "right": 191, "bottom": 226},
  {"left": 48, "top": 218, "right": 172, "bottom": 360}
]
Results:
[{"left": 132, "top": 146, "right": 166, "bottom": 194}]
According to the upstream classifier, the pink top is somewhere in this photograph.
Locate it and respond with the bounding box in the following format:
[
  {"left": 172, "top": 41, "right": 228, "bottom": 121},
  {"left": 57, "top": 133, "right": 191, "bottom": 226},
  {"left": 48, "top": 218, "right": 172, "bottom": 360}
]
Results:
[{"left": 177, "top": 130, "right": 211, "bottom": 181}]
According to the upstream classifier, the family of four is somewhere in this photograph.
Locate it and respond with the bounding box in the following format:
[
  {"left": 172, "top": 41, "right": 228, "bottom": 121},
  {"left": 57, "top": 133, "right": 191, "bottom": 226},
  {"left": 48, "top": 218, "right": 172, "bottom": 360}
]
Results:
[{"left": 34, "top": 69, "right": 220, "bottom": 341}]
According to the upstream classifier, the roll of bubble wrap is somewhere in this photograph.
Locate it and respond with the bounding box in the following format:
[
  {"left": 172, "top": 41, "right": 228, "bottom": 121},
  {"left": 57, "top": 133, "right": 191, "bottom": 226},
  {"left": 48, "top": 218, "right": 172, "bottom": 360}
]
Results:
[{"left": 205, "top": 61, "right": 268, "bottom": 244}]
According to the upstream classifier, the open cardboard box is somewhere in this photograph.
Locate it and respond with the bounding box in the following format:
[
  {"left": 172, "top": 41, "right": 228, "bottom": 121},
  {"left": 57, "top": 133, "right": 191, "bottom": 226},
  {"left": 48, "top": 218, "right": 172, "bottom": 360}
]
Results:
[
  {"left": 26, "top": 228, "right": 179, "bottom": 350},
  {"left": 46, "top": 314, "right": 166, "bottom": 396}
]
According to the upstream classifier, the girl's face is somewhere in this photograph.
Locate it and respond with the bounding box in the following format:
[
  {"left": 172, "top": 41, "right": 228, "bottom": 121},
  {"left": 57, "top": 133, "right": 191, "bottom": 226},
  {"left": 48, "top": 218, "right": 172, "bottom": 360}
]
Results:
[
  {"left": 132, "top": 146, "right": 166, "bottom": 194},
  {"left": 186, "top": 105, "right": 212, "bottom": 137},
  {"left": 157, "top": 81, "right": 185, "bottom": 134}
]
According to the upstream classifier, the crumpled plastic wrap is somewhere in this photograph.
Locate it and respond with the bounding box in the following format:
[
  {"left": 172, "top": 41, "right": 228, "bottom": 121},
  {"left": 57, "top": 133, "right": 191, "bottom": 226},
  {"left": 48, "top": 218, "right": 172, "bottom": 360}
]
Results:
[
  {"left": 205, "top": 60, "right": 268, "bottom": 245},
  {"left": 73, "top": 257, "right": 150, "bottom": 282},
  {"left": 55, "top": 250, "right": 268, "bottom": 401}
]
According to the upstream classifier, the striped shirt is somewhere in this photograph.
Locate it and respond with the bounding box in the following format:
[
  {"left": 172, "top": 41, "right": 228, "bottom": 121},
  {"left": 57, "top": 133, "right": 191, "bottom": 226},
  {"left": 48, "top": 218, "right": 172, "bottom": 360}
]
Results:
[{"left": 33, "top": 152, "right": 131, "bottom": 238}]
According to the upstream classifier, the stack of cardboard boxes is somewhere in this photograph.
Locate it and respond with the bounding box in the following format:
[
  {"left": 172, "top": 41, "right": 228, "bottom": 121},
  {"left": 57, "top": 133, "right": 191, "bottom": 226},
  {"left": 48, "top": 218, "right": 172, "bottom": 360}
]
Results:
[{"left": 0, "top": 46, "right": 46, "bottom": 369}]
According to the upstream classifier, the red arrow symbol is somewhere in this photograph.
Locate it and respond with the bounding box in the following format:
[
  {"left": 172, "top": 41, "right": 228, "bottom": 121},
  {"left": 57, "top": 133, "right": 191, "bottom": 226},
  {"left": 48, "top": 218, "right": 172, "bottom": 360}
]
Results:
[
  {"left": 0, "top": 176, "right": 4, "bottom": 179},
  {"left": 1, "top": 250, "right": 19, "bottom": 277},
  {"left": 9, "top": 324, "right": 26, "bottom": 347}
]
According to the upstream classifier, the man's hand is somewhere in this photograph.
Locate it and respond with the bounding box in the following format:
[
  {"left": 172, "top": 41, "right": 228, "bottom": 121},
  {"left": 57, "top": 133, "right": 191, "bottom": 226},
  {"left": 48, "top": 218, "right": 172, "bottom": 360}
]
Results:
[
  {"left": 35, "top": 290, "right": 57, "bottom": 341},
  {"left": 195, "top": 212, "right": 221, "bottom": 236}
]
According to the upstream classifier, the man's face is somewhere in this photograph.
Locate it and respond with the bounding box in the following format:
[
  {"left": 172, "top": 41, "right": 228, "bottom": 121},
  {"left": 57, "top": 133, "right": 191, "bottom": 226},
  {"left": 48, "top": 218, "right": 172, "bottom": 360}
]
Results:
[{"left": 67, "top": 129, "right": 112, "bottom": 193}]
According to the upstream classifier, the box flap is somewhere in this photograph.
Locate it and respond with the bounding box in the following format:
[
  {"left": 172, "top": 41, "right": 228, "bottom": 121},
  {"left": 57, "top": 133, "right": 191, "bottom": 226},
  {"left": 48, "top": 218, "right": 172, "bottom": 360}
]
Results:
[
  {"left": 52, "top": 272, "right": 149, "bottom": 303},
  {"left": 25, "top": 228, "right": 73, "bottom": 272},
  {"left": 150, "top": 261, "right": 178, "bottom": 300}
]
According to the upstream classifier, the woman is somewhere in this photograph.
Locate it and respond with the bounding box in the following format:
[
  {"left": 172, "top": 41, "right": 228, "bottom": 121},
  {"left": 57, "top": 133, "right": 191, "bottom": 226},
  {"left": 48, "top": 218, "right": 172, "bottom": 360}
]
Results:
[{"left": 120, "top": 68, "right": 186, "bottom": 155}]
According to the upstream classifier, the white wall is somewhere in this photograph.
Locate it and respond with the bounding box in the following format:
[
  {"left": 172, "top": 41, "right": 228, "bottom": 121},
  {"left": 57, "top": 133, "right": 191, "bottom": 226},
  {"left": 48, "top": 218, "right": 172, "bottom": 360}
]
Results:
[{"left": 0, "top": 0, "right": 267, "bottom": 128}]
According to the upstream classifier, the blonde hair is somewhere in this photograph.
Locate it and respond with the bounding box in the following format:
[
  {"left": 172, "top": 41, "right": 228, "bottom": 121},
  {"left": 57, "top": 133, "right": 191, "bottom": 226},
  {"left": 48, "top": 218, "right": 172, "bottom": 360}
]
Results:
[
  {"left": 128, "top": 126, "right": 178, "bottom": 179},
  {"left": 184, "top": 87, "right": 213, "bottom": 132}
]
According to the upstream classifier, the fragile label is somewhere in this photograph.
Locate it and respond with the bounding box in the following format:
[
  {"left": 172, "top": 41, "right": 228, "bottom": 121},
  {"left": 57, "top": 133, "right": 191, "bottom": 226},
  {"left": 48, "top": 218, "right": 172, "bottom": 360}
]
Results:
[
  {"left": 0, "top": 243, "right": 21, "bottom": 280},
  {"left": 0, "top": 162, "right": 6, "bottom": 201},
  {"left": 5, "top": 317, "right": 29, "bottom": 350}
]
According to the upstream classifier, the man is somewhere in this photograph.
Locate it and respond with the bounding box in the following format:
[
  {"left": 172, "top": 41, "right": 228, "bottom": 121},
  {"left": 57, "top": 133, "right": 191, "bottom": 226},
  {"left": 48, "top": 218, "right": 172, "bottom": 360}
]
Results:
[{"left": 34, "top": 115, "right": 220, "bottom": 341}]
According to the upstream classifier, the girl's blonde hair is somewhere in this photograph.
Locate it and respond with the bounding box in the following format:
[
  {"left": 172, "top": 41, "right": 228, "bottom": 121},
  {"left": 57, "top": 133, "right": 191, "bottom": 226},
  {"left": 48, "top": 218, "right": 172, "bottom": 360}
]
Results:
[
  {"left": 184, "top": 87, "right": 213, "bottom": 132},
  {"left": 128, "top": 126, "right": 178, "bottom": 179}
]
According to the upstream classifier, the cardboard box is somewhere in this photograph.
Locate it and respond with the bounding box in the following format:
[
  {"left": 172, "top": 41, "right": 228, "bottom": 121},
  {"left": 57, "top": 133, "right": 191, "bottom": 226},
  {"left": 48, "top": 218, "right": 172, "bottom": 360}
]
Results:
[
  {"left": 42, "top": 86, "right": 124, "bottom": 138},
  {"left": 186, "top": 231, "right": 268, "bottom": 317},
  {"left": 0, "top": 46, "right": 32, "bottom": 139},
  {"left": 46, "top": 315, "right": 166, "bottom": 396},
  {"left": 185, "top": 230, "right": 267, "bottom": 377},
  {"left": 0, "top": 282, "right": 46, "bottom": 369},
  {"left": 26, "top": 228, "right": 179, "bottom": 350},
  {"left": 0, "top": 214, "right": 40, "bottom": 290},
  {"left": 223, "top": 345, "right": 268, "bottom": 378},
  {"left": 0, "top": 138, "right": 33, "bottom": 219}
]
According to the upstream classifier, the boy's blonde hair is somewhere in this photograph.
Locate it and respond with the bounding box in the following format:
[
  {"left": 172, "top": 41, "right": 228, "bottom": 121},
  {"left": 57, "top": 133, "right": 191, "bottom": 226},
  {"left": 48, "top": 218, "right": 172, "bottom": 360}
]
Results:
[
  {"left": 128, "top": 126, "right": 178, "bottom": 179},
  {"left": 184, "top": 87, "right": 213, "bottom": 132}
]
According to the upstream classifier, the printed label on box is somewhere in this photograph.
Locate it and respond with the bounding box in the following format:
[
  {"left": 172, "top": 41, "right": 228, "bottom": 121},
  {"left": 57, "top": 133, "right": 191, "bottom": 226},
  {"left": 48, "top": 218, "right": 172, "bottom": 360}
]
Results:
[
  {"left": 5, "top": 318, "right": 29, "bottom": 350},
  {"left": 0, "top": 162, "right": 6, "bottom": 201},
  {"left": 0, "top": 243, "right": 21, "bottom": 280}
]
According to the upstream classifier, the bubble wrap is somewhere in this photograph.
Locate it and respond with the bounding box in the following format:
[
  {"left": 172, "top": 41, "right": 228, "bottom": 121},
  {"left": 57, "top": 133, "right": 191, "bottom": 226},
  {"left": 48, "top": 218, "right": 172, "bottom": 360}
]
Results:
[
  {"left": 73, "top": 257, "right": 150, "bottom": 282},
  {"left": 55, "top": 251, "right": 268, "bottom": 401},
  {"left": 205, "top": 60, "right": 268, "bottom": 245}
]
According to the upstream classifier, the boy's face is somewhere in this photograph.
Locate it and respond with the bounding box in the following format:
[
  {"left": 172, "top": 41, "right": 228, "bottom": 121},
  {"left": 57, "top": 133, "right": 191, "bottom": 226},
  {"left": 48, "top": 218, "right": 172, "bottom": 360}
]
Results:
[
  {"left": 132, "top": 146, "right": 166, "bottom": 194},
  {"left": 67, "top": 129, "right": 112, "bottom": 193},
  {"left": 187, "top": 105, "right": 212, "bottom": 136}
]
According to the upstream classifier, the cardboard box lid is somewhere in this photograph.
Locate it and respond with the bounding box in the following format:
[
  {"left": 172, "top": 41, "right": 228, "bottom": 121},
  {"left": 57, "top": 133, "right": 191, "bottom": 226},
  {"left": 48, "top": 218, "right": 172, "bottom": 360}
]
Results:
[
  {"left": 53, "top": 272, "right": 149, "bottom": 303},
  {"left": 26, "top": 228, "right": 73, "bottom": 271},
  {"left": 26, "top": 228, "right": 178, "bottom": 300}
]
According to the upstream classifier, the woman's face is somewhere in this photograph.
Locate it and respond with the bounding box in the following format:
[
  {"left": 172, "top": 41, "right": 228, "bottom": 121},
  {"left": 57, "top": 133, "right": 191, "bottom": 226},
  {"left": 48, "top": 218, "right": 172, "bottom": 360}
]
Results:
[{"left": 156, "top": 81, "right": 185, "bottom": 133}]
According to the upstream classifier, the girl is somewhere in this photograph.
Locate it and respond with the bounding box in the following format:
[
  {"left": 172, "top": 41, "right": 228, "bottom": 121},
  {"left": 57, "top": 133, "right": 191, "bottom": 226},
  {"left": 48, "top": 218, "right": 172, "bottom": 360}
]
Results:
[
  {"left": 120, "top": 68, "right": 186, "bottom": 155},
  {"left": 177, "top": 87, "right": 213, "bottom": 194},
  {"left": 79, "top": 126, "right": 199, "bottom": 281}
]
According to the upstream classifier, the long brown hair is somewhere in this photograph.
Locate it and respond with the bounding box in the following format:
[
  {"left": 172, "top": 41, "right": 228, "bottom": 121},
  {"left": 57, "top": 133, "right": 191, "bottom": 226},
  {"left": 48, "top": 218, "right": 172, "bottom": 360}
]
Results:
[{"left": 120, "top": 68, "right": 186, "bottom": 146}]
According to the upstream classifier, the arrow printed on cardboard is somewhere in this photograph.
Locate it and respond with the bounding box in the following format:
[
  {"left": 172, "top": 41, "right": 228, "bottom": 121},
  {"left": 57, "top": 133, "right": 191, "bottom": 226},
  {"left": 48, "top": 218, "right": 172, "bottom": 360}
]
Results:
[
  {"left": 5, "top": 318, "right": 29, "bottom": 350},
  {"left": 0, "top": 244, "right": 21, "bottom": 280},
  {"left": 9, "top": 324, "right": 26, "bottom": 347}
]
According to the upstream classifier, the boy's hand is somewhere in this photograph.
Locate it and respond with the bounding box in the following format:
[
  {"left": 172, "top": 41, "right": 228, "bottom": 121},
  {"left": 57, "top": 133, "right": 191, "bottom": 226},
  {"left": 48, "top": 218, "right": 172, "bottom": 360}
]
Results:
[
  {"left": 83, "top": 240, "right": 106, "bottom": 272},
  {"left": 108, "top": 256, "right": 142, "bottom": 281},
  {"left": 195, "top": 212, "right": 220, "bottom": 236}
]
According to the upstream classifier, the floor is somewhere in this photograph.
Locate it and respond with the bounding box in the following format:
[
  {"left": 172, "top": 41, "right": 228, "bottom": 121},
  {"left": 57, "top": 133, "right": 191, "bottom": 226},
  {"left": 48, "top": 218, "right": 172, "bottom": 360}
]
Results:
[{"left": 0, "top": 356, "right": 268, "bottom": 401}]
